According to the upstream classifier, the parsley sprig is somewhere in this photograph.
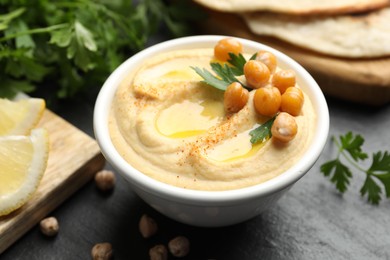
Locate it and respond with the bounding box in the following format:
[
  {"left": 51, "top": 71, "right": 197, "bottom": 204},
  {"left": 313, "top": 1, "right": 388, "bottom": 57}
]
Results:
[
  {"left": 249, "top": 116, "right": 276, "bottom": 144},
  {"left": 321, "top": 132, "right": 390, "bottom": 205},
  {"left": 192, "top": 53, "right": 256, "bottom": 91},
  {"left": 192, "top": 52, "right": 275, "bottom": 145}
]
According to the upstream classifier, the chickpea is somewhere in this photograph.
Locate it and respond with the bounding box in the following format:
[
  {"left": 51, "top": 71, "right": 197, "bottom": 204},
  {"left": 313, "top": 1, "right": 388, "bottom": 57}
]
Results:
[
  {"left": 168, "top": 236, "right": 190, "bottom": 258},
  {"left": 244, "top": 60, "right": 271, "bottom": 89},
  {"left": 91, "top": 243, "right": 113, "bottom": 260},
  {"left": 272, "top": 69, "right": 296, "bottom": 94},
  {"left": 253, "top": 86, "right": 281, "bottom": 117},
  {"left": 139, "top": 214, "right": 158, "bottom": 238},
  {"left": 94, "top": 170, "right": 116, "bottom": 192},
  {"left": 214, "top": 38, "right": 243, "bottom": 62},
  {"left": 40, "top": 216, "right": 59, "bottom": 237},
  {"left": 255, "top": 50, "right": 277, "bottom": 74},
  {"left": 271, "top": 112, "right": 298, "bottom": 143},
  {"left": 149, "top": 244, "right": 168, "bottom": 260},
  {"left": 281, "top": 87, "right": 304, "bottom": 116},
  {"left": 224, "top": 82, "right": 249, "bottom": 113}
]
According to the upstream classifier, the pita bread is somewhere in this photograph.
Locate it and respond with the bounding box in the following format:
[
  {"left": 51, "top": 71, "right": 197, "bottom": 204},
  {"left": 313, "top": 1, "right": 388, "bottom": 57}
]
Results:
[
  {"left": 242, "top": 7, "right": 390, "bottom": 58},
  {"left": 193, "top": 0, "right": 390, "bottom": 15}
]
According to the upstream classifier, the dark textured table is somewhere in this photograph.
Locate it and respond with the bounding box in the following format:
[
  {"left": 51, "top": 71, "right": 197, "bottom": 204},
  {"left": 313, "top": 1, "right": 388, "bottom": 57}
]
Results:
[{"left": 2, "top": 43, "right": 390, "bottom": 259}]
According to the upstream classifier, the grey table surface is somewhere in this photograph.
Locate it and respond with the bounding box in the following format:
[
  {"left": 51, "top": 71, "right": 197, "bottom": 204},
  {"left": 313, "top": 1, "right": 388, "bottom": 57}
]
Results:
[{"left": 1, "top": 39, "right": 390, "bottom": 259}]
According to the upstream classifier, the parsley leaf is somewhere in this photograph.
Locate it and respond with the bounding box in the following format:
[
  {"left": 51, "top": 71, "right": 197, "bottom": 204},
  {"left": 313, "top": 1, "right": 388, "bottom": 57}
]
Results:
[
  {"left": 320, "top": 132, "right": 390, "bottom": 204},
  {"left": 227, "top": 53, "right": 247, "bottom": 76},
  {"left": 192, "top": 52, "right": 251, "bottom": 91},
  {"left": 368, "top": 151, "right": 390, "bottom": 173},
  {"left": 68, "top": 21, "right": 98, "bottom": 71},
  {"left": 375, "top": 173, "right": 390, "bottom": 199},
  {"left": 369, "top": 151, "right": 390, "bottom": 199},
  {"left": 211, "top": 63, "right": 241, "bottom": 86},
  {"left": 249, "top": 116, "right": 276, "bottom": 144},
  {"left": 191, "top": 67, "right": 229, "bottom": 91},
  {"left": 339, "top": 132, "right": 368, "bottom": 161},
  {"left": 360, "top": 175, "right": 382, "bottom": 205},
  {"left": 227, "top": 52, "right": 257, "bottom": 76},
  {"left": 320, "top": 159, "right": 352, "bottom": 193}
]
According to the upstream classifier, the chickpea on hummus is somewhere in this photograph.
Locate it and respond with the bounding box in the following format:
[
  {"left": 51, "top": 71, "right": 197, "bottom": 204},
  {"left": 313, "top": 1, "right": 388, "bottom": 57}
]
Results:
[{"left": 109, "top": 39, "right": 316, "bottom": 191}]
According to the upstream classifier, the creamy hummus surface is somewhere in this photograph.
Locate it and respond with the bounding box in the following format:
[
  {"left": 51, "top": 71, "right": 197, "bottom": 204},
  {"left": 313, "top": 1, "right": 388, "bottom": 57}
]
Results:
[{"left": 109, "top": 48, "right": 316, "bottom": 191}]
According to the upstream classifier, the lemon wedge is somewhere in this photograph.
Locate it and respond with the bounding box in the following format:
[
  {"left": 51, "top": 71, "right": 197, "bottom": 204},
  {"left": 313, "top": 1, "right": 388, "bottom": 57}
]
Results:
[
  {"left": 0, "top": 128, "right": 49, "bottom": 216},
  {"left": 0, "top": 98, "right": 45, "bottom": 136}
]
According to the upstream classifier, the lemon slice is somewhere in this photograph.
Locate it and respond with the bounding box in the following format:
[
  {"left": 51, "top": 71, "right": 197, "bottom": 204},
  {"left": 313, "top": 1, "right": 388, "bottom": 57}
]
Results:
[
  {"left": 0, "top": 98, "right": 45, "bottom": 136},
  {"left": 0, "top": 128, "right": 49, "bottom": 216}
]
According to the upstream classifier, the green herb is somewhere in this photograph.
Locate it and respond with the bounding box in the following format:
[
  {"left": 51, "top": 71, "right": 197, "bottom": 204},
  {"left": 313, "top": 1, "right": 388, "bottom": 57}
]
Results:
[
  {"left": 0, "top": 0, "right": 203, "bottom": 103},
  {"left": 192, "top": 52, "right": 256, "bottom": 91},
  {"left": 227, "top": 53, "right": 247, "bottom": 76},
  {"left": 191, "top": 66, "right": 230, "bottom": 91},
  {"left": 249, "top": 116, "right": 276, "bottom": 144},
  {"left": 320, "top": 132, "right": 390, "bottom": 205}
]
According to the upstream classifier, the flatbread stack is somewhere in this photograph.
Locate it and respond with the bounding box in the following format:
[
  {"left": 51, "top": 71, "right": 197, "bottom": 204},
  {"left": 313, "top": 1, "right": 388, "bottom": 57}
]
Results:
[
  {"left": 244, "top": 8, "right": 390, "bottom": 58},
  {"left": 193, "top": 0, "right": 390, "bottom": 105}
]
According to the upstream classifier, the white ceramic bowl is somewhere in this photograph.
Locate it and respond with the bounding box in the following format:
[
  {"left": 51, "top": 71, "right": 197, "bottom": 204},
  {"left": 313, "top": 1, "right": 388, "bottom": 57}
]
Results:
[{"left": 94, "top": 35, "right": 329, "bottom": 227}]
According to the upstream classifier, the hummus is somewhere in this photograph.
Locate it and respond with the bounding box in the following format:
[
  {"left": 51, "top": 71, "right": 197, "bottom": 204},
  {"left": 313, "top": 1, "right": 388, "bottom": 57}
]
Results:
[{"left": 109, "top": 48, "right": 316, "bottom": 191}]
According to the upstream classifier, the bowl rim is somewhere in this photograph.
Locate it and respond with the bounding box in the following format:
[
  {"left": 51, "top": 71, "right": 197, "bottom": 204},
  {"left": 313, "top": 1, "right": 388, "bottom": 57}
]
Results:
[{"left": 93, "top": 35, "right": 329, "bottom": 206}]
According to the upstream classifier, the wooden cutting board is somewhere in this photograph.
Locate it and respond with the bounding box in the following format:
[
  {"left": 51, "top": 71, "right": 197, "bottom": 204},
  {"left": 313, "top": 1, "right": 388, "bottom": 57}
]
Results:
[
  {"left": 0, "top": 109, "right": 105, "bottom": 254},
  {"left": 197, "top": 10, "right": 390, "bottom": 106}
]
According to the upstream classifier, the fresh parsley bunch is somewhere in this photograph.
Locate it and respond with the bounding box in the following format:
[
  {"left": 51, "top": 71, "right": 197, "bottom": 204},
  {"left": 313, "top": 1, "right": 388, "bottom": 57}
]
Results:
[
  {"left": 0, "top": 0, "right": 202, "bottom": 101},
  {"left": 321, "top": 132, "right": 390, "bottom": 205}
]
